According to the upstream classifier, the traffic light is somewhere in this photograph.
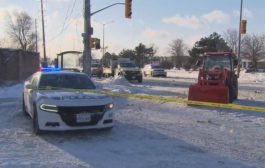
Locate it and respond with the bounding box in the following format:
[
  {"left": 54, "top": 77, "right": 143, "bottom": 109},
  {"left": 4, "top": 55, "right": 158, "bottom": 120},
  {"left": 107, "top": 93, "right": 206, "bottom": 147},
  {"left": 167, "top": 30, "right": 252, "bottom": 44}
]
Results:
[
  {"left": 90, "top": 38, "right": 95, "bottom": 48},
  {"left": 90, "top": 38, "right": 100, "bottom": 49},
  {"left": 241, "top": 20, "right": 247, "bottom": 34},
  {"left": 95, "top": 38, "right": 100, "bottom": 49},
  {"left": 125, "top": 0, "right": 132, "bottom": 19}
]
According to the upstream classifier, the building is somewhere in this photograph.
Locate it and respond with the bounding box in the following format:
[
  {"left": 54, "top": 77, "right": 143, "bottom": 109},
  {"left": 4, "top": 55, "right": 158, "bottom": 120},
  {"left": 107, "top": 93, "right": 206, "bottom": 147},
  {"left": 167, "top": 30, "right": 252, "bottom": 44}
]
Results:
[
  {"left": 241, "top": 58, "right": 252, "bottom": 69},
  {"left": 0, "top": 48, "right": 40, "bottom": 83}
]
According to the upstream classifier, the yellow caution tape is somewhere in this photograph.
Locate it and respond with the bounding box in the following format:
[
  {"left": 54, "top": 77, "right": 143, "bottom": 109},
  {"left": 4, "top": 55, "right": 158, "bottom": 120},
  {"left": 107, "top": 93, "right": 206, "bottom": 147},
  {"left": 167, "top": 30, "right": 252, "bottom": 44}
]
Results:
[{"left": 33, "top": 86, "right": 265, "bottom": 113}]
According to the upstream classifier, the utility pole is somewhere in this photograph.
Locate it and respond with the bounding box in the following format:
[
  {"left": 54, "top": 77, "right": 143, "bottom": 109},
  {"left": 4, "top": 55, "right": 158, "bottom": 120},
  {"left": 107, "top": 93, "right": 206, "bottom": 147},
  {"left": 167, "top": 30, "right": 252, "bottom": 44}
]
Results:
[
  {"left": 237, "top": 0, "right": 243, "bottom": 76},
  {"left": 83, "top": 0, "right": 92, "bottom": 76},
  {"left": 103, "top": 23, "right": 105, "bottom": 58},
  {"left": 41, "top": 0, "right": 47, "bottom": 66},
  {"left": 102, "top": 21, "right": 114, "bottom": 58},
  {"left": 83, "top": 1, "right": 126, "bottom": 75},
  {"left": 35, "top": 19, "right": 38, "bottom": 53}
]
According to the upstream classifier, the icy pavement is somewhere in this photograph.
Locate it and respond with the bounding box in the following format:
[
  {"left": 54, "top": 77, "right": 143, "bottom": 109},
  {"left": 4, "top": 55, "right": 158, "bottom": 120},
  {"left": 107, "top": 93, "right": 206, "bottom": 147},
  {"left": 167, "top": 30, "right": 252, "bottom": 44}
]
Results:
[{"left": 0, "top": 96, "right": 263, "bottom": 168}]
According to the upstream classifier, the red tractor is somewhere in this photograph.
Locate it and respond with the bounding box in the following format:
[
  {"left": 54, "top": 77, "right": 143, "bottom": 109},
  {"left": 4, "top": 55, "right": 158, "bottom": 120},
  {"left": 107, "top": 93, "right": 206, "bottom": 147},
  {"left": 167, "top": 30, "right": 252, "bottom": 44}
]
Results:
[{"left": 188, "top": 52, "right": 238, "bottom": 104}]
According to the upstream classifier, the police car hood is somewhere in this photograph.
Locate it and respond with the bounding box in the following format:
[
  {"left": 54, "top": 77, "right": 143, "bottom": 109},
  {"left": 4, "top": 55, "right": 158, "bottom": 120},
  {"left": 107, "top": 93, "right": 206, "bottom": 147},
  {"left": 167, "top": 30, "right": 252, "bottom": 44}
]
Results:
[{"left": 37, "top": 90, "right": 112, "bottom": 106}]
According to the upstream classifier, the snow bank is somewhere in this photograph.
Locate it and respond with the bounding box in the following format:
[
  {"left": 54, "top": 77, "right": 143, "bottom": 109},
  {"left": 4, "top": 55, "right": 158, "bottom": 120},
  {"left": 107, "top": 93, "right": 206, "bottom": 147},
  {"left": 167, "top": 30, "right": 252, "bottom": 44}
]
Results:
[
  {"left": 167, "top": 69, "right": 265, "bottom": 84},
  {"left": 239, "top": 72, "right": 265, "bottom": 83},
  {"left": 166, "top": 69, "right": 198, "bottom": 79},
  {"left": 0, "top": 83, "right": 23, "bottom": 98},
  {"left": 99, "top": 76, "right": 135, "bottom": 93},
  {"left": 101, "top": 75, "right": 131, "bottom": 86}
]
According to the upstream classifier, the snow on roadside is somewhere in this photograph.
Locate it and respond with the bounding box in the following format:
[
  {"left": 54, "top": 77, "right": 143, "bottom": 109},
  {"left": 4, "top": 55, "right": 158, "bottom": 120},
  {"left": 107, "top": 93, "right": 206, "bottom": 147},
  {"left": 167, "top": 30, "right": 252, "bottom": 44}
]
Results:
[
  {"left": 96, "top": 70, "right": 265, "bottom": 96},
  {"left": 0, "top": 83, "right": 23, "bottom": 98},
  {"left": 97, "top": 76, "right": 135, "bottom": 93},
  {"left": 240, "top": 71, "right": 265, "bottom": 84},
  {"left": 166, "top": 69, "right": 198, "bottom": 79},
  {"left": 167, "top": 69, "right": 265, "bottom": 84}
]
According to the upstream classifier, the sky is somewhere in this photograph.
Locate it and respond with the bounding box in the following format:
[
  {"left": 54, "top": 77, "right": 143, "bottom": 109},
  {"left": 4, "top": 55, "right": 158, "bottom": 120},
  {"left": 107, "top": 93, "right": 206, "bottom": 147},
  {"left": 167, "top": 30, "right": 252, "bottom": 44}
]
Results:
[{"left": 0, "top": 0, "right": 265, "bottom": 60}]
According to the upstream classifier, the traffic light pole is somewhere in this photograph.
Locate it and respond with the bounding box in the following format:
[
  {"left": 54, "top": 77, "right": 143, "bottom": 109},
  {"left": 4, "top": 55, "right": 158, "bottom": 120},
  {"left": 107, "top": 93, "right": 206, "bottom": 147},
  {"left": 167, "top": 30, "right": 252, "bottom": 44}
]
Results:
[
  {"left": 102, "top": 21, "right": 114, "bottom": 58},
  {"left": 83, "top": 0, "right": 92, "bottom": 76},
  {"left": 83, "top": 1, "right": 126, "bottom": 76},
  {"left": 237, "top": 0, "right": 243, "bottom": 76},
  {"left": 41, "top": 0, "right": 47, "bottom": 67},
  {"left": 91, "top": 3, "right": 125, "bottom": 16}
]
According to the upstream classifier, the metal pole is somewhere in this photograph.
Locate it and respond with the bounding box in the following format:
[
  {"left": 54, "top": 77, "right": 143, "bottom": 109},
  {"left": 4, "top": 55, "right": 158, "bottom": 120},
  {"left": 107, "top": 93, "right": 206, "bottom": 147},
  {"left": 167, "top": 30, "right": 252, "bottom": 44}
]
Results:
[
  {"left": 237, "top": 0, "right": 243, "bottom": 76},
  {"left": 40, "top": 0, "right": 47, "bottom": 66},
  {"left": 102, "top": 21, "right": 114, "bottom": 58},
  {"left": 83, "top": 0, "right": 92, "bottom": 76},
  {"left": 103, "top": 24, "right": 105, "bottom": 58},
  {"left": 35, "top": 19, "right": 38, "bottom": 53}
]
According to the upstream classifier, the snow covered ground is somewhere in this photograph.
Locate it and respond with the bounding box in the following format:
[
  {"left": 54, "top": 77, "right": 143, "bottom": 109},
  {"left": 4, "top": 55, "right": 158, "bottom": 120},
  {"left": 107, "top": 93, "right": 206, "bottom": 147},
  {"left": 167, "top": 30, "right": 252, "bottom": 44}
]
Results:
[{"left": 0, "top": 70, "right": 265, "bottom": 168}]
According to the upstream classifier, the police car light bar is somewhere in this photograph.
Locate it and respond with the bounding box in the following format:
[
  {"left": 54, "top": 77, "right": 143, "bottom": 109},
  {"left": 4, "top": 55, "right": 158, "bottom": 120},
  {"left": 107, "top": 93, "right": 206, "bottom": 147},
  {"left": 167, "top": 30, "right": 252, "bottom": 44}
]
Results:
[{"left": 41, "top": 67, "right": 62, "bottom": 72}]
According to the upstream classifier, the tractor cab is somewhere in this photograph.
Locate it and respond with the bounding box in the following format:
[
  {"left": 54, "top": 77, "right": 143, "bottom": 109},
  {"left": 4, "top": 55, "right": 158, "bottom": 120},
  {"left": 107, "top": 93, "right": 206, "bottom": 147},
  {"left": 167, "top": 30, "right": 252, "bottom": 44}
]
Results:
[{"left": 203, "top": 53, "right": 233, "bottom": 72}]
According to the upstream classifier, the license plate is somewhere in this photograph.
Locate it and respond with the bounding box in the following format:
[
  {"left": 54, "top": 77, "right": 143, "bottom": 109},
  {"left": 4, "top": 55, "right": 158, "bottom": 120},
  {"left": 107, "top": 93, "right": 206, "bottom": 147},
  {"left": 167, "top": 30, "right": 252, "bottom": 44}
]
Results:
[{"left": 76, "top": 113, "right": 91, "bottom": 123}]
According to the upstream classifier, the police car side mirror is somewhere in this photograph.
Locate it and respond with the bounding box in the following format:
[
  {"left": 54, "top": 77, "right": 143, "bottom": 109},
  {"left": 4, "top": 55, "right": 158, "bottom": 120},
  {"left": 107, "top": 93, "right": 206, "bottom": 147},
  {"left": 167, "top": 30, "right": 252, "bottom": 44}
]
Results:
[{"left": 25, "top": 84, "right": 34, "bottom": 89}]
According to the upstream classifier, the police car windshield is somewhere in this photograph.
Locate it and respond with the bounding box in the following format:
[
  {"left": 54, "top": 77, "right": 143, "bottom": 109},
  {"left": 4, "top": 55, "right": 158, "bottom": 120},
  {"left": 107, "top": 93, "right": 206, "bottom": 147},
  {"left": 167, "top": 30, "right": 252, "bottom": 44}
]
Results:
[
  {"left": 39, "top": 74, "right": 96, "bottom": 89},
  {"left": 120, "top": 62, "right": 137, "bottom": 68}
]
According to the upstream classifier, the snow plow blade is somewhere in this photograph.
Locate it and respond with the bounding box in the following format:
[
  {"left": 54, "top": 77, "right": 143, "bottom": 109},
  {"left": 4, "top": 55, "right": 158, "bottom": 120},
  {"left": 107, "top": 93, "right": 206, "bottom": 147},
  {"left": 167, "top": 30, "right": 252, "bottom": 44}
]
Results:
[{"left": 188, "top": 85, "right": 229, "bottom": 104}]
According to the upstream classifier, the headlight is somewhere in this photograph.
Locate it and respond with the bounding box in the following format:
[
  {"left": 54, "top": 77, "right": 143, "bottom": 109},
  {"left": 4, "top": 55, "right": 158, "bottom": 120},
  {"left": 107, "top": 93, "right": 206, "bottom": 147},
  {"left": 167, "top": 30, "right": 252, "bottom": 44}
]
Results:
[
  {"left": 40, "top": 104, "right": 58, "bottom": 112},
  {"left": 105, "top": 103, "right": 114, "bottom": 111}
]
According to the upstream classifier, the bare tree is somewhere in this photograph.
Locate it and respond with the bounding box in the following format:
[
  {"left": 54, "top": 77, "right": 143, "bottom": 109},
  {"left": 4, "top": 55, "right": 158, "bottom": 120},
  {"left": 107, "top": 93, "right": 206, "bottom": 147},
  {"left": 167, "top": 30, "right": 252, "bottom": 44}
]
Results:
[
  {"left": 6, "top": 11, "right": 36, "bottom": 51},
  {"left": 146, "top": 44, "right": 157, "bottom": 64},
  {"left": 169, "top": 39, "right": 187, "bottom": 68},
  {"left": 241, "top": 34, "right": 265, "bottom": 68},
  {"left": 223, "top": 29, "right": 238, "bottom": 55},
  {"left": 0, "top": 39, "right": 6, "bottom": 48}
]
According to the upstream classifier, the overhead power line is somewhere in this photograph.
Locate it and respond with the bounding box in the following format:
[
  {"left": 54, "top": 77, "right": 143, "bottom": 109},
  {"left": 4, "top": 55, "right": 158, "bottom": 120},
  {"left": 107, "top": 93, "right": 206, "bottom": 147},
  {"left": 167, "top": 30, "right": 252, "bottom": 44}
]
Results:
[{"left": 47, "top": 0, "right": 77, "bottom": 43}]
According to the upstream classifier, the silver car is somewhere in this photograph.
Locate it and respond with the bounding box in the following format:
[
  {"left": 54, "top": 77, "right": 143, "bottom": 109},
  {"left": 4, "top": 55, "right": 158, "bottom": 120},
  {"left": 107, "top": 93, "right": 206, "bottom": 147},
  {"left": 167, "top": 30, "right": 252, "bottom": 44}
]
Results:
[{"left": 142, "top": 64, "right": 167, "bottom": 77}]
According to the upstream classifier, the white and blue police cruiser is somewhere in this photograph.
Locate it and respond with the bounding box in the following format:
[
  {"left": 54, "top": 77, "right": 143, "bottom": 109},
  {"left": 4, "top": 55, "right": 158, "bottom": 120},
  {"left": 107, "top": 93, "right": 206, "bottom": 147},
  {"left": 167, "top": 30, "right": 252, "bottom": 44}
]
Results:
[{"left": 23, "top": 68, "right": 114, "bottom": 134}]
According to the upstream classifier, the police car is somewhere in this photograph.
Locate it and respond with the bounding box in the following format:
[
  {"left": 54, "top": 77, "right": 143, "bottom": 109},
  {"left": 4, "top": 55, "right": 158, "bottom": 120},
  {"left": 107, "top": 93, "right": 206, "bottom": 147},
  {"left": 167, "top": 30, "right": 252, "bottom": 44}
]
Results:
[{"left": 23, "top": 68, "right": 114, "bottom": 134}]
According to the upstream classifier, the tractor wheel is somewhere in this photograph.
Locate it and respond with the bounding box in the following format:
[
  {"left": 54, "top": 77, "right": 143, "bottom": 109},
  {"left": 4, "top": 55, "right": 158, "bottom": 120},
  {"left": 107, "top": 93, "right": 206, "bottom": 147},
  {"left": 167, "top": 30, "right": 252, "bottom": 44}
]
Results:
[
  {"left": 234, "top": 87, "right": 238, "bottom": 100},
  {"left": 229, "top": 83, "right": 238, "bottom": 103},
  {"left": 229, "top": 85, "right": 234, "bottom": 103},
  {"left": 232, "top": 76, "right": 238, "bottom": 100}
]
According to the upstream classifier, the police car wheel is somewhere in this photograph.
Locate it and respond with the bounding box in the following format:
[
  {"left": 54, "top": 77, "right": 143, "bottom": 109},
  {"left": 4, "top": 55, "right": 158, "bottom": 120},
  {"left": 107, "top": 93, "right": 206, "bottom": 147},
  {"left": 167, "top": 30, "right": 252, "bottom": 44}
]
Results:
[{"left": 33, "top": 105, "right": 42, "bottom": 134}]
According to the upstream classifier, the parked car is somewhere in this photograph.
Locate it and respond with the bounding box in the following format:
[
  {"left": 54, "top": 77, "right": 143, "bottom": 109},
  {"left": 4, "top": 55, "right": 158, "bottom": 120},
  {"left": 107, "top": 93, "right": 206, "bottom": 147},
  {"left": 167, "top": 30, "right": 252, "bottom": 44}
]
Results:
[
  {"left": 142, "top": 64, "right": 167, "bottom": 77},
  {"left": 114, "top": 59, "right": 143, "bottom": 83},
  {"left": 102, "top": 66, "right": 112, "bottom": 77},
  {"left": 91, "top": 63, "right": 103, "bottom": 77},
  {"left": 23, "top": 68, "right": 114, "bottom": 134}
]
